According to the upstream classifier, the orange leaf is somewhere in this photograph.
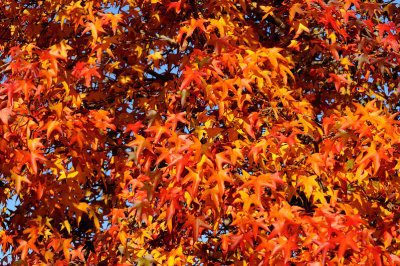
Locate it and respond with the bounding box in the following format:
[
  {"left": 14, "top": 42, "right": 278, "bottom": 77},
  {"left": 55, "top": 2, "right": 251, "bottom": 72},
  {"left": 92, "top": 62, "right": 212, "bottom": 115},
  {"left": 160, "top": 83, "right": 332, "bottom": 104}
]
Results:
[{"left": 11, "top": 170, "right": 31, "bottom": 194}]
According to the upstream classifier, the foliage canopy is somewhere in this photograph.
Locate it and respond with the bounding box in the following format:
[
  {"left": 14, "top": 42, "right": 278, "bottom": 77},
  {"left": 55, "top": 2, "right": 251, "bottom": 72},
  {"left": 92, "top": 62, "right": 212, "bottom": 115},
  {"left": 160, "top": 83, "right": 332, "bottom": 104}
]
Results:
[{"left": 1, "top": 0, "right": 400, "bottom": 264}]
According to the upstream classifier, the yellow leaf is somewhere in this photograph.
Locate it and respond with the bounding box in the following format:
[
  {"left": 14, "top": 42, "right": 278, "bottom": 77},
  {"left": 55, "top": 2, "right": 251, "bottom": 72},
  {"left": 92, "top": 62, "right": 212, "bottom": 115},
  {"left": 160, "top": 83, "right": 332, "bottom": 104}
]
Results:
[
  {"left": 11, "top": 170, "right": 31, "bottom": 194},
  {"left": 49, "top": 40, "right": 72, "bottom": 60},
  {"left": 119, "top": 231, "right": 127, "bottom": 246},
  {"left": 184, "top": 191, "right": 192, "bottom": 206},
  {"left": 261, "top": 6, "right": 274, "bottom": 21},
  {"left": 288, "top": 40, "right": 299, "bottom": 49},
  {"left": 297, "top": 175, "right": 319, "bottom": 198},
  {"left": 92, "top": 213, "right": 100, "bottom": 231},
  {"left": 73, "top": 202, "right": 90, "bottom": 213},
  {"left": 64, "top": 220, "right": 71, "bottom": 234},
  {"left": 293, "top": 22, "right": 310, "bottom": 38}
]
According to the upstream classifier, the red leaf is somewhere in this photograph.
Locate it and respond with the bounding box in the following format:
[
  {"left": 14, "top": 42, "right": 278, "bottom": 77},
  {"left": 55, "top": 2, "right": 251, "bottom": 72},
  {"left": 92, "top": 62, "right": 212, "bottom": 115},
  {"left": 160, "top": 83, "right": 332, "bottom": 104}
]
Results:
[
  {"left": 167, "top": 152, "right": 192, "bottom": 181},
  {"left": 381, "top": 34, "right": 399, "bottom": 51},
  {"left": 327, "top": 73, "right": 350, "bottom": 91},
  {"left": 167, "top": 0, "right": 182, "bottom": 13},
  {"left": 333, "top": 232, "right": 360, "bottom": 261},
  {"left": 179, "top": 66, "right": 207, "bottom": 91},
  {"left": 124, "top": 121, "right": 144, "bottom": 134}
]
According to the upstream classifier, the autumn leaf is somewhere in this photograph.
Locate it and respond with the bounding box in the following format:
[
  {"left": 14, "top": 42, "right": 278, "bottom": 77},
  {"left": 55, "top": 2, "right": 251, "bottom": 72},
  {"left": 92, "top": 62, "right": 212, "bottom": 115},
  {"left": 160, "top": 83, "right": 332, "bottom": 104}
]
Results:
[
  {"left": 241, "top": 173, "right": 285, "bottom": 201},
  {"left": 102, "top": 13, "right": 123, "bottom": 35},
  {"left": 0, "top": 107, "right": 13, "bottom": 125},
  {"left": 357, "top": 142, "right": 390, "bottom": 175},
  {"left": 14, "top": 239, "right": 39, "bottom": 260},
  {"left": 82, "top": 20, "right": 106, "bottom": 45},
  {"left": 333, "top": 232, "right": 360, "bottom": 261},
  {"left": 327, "top": 73, "right": 350, "bottom": 91},
  {"left": 45, "top": 120, "right": 63, "bottom": 139},
  {"left": 124, "top": 121, "right": 144, "bottom": 134},
  {"left": 10, "top": 170, "right": 31, "bottom": 194},
  {"left": 186, "top": 18, "right": 208, "bottom": 38},
  {"left": 1, "top": 0, "right": 400, "bottom": 265},
  {"left": 179, "top": 66, "right": 207, "bottom": 91},
  {"left": 127, "top": 135, "right": 154, "bottom": 159},
  {"left": 381, "top": 34, "right": 399, "bottom": 52},
  {"left": 167, "top": 1, "right": 182, "bottom": 14},
  {"left": 183, "top": 215, "right": 211, "bottom": 240},
  {"left": 207, "top": 168, "right": 233, "bottom": 196},
  {"left": 289, "top": 3, "right": 304, "bottom": 23}
]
